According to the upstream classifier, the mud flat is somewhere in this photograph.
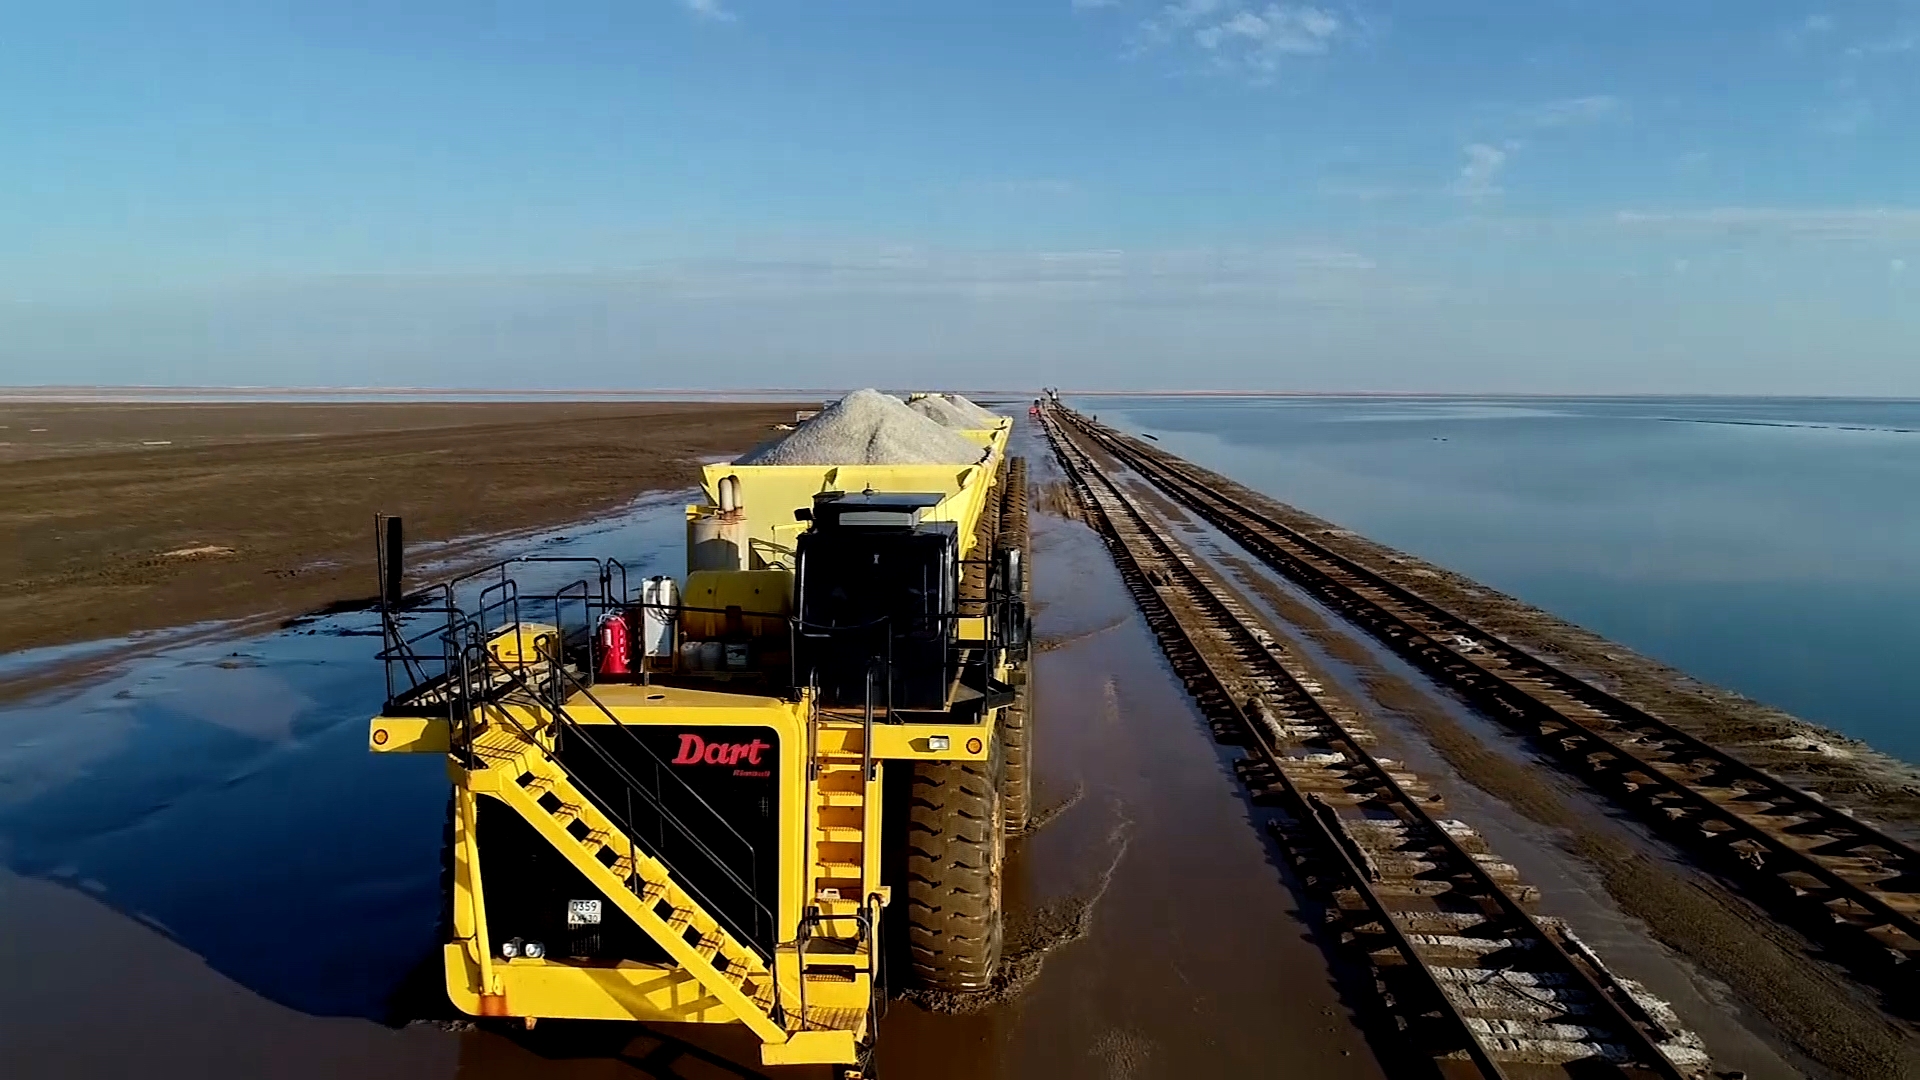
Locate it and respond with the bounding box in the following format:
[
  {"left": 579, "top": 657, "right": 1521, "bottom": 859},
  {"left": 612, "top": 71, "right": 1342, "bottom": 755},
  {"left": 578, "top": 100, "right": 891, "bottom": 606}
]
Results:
[
  {"left": 1161, "top": 458, "right": 1920, "bottom": 838},
  {"left": 0, "top": 401, "right": 799, "bottom": 662}
]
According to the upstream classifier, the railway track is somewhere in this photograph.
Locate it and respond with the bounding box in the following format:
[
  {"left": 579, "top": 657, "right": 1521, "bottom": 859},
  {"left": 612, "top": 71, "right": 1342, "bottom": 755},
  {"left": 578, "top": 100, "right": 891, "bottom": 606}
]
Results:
[
  {"left": 1040, "top": 409, "right": 1709, "bottom": 1079},
  {"left": 1055, "top": 406, "right": 1920, "bottom": 1014}
]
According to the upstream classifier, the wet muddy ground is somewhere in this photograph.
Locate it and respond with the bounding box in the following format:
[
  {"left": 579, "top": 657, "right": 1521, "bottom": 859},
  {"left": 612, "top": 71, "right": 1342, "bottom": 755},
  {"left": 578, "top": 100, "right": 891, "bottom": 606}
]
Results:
[
  {"left": 8, "top": 412, "right": 1913, "bottom": 1078},
  {"left": 0, "top": 421, "right": 1386, "bottom": 1079},
  {"left": 876, "top": 438, "right": 1382, "bottom": 1079},
  {"left": 0, "top": 400, "right": 798, "bottom": 659}
]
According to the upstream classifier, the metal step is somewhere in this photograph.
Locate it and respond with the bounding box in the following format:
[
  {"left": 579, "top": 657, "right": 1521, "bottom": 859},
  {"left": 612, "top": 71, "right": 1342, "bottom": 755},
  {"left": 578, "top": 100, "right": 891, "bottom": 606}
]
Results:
[{"left": 470, "top": 724, "right": 833, "bottom": 1046}]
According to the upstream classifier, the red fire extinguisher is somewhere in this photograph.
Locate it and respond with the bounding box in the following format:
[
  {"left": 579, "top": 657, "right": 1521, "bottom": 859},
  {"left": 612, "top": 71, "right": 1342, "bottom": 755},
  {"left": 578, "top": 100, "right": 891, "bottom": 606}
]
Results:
[{"left": 597, "top": 611, "right": 631, "bottom": 676}]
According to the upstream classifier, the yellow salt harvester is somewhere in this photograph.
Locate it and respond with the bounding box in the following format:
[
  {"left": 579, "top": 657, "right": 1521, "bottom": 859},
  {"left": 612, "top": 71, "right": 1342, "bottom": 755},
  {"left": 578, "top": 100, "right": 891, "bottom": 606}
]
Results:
[{"left": 368, "top": 396, "right": 1031, "bottom": 1075}]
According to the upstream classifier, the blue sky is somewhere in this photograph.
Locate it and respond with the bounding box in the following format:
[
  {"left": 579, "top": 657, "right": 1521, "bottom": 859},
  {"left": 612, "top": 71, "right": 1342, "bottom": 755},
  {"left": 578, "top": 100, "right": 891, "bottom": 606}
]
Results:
[{"left": 1, "top": 1, "right": 1915, "bottom": 392}]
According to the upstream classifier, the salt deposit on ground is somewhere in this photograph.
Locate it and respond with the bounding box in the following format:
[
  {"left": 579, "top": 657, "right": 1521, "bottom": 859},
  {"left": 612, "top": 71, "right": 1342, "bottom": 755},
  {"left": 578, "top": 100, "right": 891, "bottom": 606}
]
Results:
[
  {"left": 736, "top": 389, "right": 986, "bottom": 466},
  {"left": 908, "top": 393, "right": 1003, "bottom": 430}
]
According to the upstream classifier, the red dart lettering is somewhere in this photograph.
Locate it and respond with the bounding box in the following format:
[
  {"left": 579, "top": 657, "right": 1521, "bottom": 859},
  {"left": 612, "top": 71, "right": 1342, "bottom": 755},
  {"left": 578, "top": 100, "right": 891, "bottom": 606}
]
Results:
[{"left": 671, "top": 734, "right": 772, "bottom": 766}]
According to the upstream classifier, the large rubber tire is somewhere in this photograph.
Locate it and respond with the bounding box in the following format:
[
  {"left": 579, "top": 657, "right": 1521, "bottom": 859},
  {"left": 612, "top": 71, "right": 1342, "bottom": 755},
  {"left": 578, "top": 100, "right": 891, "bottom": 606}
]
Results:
[
  {"left": 1000, "top": 672, "right": 1033, "bottom": 833},
  {"left": 960, "top": 457, "right": 1007, "bottom": 607},
  {"left": 905, "top": 739, "right": 1005, "bottom": 992},
  {"left": 997, "top": 455, "right": 1033, "bottom": 833},
  {"left": 998, "top": 456, "right": 1029, "bottom": 560}
]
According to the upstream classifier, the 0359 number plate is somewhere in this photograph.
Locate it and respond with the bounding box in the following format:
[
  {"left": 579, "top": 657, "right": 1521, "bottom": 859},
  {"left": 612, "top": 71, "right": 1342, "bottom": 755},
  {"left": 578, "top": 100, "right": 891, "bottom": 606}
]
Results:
[{"left": 567, "top": 899, "right": 602, "bottom": 927}]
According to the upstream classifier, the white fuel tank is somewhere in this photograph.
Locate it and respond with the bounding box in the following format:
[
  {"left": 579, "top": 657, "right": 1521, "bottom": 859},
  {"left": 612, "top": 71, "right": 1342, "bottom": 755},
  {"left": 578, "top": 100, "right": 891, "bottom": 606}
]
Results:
[
  {"left": 639, "top": 575, "right": 679, "bottom": 665},
  {"left": 688, "top": 514, "right": 747, "bottom": 571}
]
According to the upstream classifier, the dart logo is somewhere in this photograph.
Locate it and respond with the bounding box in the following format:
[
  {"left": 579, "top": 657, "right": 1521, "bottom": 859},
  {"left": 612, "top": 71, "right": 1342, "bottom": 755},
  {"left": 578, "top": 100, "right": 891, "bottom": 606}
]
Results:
[{"left": 672, "top": 733, "right": 772, "bottom": 767}]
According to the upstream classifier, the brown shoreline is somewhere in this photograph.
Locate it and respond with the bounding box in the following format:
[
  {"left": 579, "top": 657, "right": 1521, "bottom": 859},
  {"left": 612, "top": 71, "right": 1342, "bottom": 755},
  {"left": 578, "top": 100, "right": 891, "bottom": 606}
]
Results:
[{"left": 0, "top": 401, "right": 800, "bottom": 658}]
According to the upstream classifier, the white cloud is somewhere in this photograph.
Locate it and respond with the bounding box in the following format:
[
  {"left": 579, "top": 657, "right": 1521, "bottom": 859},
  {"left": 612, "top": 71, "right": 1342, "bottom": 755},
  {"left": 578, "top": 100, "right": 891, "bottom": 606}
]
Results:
[
  {"left": 680, "top": 0, "right": 737, "bottom": 22},
  {"left": 1893, "top": 258, "right": 1908, "bottom": 274},
  {"left": 1526, "top": 95, "right": 1621, "bottom": 129},
  {"left": 1450, "top": 143, "right": 1508, "bottom": 199},
  {"left": 1804, "top": 14, "right": 1835, "bottom": 33},
  {"left": 1812, "top": 97, "right": 1872, "bottom": 136},
  {"left": 1613, "top": 207, "right": 1920, "bottom": 243},
  {"left": 1428, "top": 97, "right": 1612, "bottom": 202},
  {"left": 960, "top": 178, "right": 1082, "bottom": 198},
  {"left": 1194, "top": 6, "right": 1342, "bottom": 59},
  {"left": 1164, "top": 0, "right": 1227, "bottom": 26},
  {"left": 1130, "top": 1, "right": 1357, "bottom": 80},
  {"left": 1319, "top": 181, "right": 1410, "bottom": 202},
  {"left": 1846, "top": 31, "right": 1917, "bottom": 57}
]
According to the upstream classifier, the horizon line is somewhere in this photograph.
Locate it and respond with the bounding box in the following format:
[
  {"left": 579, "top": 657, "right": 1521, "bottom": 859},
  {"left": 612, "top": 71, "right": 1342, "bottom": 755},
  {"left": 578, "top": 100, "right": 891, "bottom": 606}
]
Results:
[{"left": 5, "top": 385, "right": 1920, "bottom": 403}]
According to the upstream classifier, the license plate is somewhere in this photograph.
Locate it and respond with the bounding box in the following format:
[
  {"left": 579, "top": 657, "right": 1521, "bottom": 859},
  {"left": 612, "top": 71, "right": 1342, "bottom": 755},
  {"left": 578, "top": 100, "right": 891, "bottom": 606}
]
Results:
[{"left": 568, "top": 899, "right": 602, "bottom": 927}]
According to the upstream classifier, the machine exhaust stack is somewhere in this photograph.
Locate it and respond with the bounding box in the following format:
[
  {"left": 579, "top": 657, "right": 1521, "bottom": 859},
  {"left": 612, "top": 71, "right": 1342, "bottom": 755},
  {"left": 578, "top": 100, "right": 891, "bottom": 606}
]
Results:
[{"left": 380, "top": 516, "right": 404, "bottom": 609}]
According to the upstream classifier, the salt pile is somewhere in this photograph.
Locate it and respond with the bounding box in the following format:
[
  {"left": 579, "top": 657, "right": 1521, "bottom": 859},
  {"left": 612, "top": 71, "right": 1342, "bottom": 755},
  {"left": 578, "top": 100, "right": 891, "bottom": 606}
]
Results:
[
  {"left": 736, "top": 388, "right": 986, "bottom": 466},
  {"left": 943, "top": 394, "right": 1003, "bottom": 425},
  {"left": 908, "top": 393, "right": 1002, "bottom": 429}
]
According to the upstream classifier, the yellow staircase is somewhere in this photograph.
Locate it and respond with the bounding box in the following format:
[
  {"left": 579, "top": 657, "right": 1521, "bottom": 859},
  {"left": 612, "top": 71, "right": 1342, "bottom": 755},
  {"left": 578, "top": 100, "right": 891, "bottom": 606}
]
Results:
[
  {"left": 807, "top": 720, "right": 882, "bottom": 964},
  {"left": 467, "top": 713, "right": 866, "bottom": 1064}
]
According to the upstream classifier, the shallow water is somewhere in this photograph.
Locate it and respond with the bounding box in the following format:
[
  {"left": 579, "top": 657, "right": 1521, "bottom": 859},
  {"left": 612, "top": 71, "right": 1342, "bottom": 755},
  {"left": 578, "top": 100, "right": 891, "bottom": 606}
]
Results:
[
  {"left": 878, "top": 445, "right": 1381, "bottom": 1078},
  {"left": 0, "top": 492, "right": 695, "bottom": 1025},
  {"left": 0, "top": 422, "right": 1381, "bottom": 1078},
  {"left": 1074, "top": 395, "right": 1920, "bottom": 764}
]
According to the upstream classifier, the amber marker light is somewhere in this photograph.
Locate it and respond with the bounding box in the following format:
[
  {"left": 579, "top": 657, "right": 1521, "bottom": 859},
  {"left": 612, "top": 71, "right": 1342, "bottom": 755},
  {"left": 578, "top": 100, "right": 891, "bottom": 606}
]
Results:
[
  {"left": 372, "top": 727, "right": 389, "bottom": 746},
  {"left": 966, "top": 738, "right": 983, "bottom": 754}
]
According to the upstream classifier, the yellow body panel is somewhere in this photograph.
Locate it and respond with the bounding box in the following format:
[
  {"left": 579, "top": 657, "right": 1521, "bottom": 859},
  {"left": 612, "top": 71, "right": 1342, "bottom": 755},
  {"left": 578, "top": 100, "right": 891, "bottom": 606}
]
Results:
[
  {"left": 444, "top": 945, "right": 742, "bottom": 1022},
  {"left": 487, "top": 621, "right": 560, "bottom": 666},
  {"left": 368, "top": 694, "right": 989, "bottom": 762},
  {"left": 696, "top": 418, "right": 1011, "bottom": 566},
  {"left": 379, "top": 406, "right": 1021, "bottom": 1066},
  {"left": 368, "top": 716, "right": 448, "bottom": 753},
  {"left": 680, "top": 569, "right": 793, "bottom": 636}
]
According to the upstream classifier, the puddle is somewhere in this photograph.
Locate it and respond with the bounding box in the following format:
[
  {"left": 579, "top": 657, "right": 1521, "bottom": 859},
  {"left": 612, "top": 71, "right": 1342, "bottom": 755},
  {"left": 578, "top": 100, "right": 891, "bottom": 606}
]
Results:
[
  {"left": 1, "top": 427, "right": 1386, "bottom": 1079},
  {"left": 877, "top": 439, "right": 1383, "bottom": 1080},
  {"left": 1008, "top": 781, "right": 1084, "bottom": 840},
  {"left": 0, "top": 494, "right": 692, "bottom": 1029},
  {"left": 904, "top": 800, "right": 1133, "bottom": 1015}
]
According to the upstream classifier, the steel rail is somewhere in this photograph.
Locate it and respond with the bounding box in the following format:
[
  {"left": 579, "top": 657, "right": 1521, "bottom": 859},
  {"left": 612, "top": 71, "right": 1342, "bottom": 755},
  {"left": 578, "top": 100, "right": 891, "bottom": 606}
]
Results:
[
  {"left": 1043, "top": 410, "right": 1696, "bottom": 1080},
  {"left": 1045, "top": 421, "right": 1517, "bottom": 1078},
  {"left": 1060, "top": 408, "right": 1920, "bottom": 1004}
]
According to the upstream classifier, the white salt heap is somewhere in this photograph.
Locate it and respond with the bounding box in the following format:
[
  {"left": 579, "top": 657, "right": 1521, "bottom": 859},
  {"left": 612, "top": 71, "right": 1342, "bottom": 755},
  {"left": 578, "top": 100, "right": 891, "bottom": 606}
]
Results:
[
  {"left": 944, "top": 394, "right": 1003, "bottom": 426},
  {"left": 908, "top": 392, "right": 1003, "bottom": 429},
  {"left": 736, "top": 388, "right": 986, "bottom": 465}
]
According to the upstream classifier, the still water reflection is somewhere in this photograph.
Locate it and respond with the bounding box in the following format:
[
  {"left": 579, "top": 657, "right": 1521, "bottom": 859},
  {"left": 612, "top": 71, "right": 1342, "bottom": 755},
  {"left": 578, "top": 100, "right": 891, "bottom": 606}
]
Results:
[{"left": 1075, "top": 395, "right": 1920, "bottom": 764}]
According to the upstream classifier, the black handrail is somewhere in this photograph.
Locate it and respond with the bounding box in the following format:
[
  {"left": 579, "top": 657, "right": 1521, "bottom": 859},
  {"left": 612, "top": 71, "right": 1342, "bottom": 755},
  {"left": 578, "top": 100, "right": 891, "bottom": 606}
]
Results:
[
  {"left": 486, "top": 655, "right": 775, "bottom": 956},
  {"left": 377, "top": 557, "right": 777, "bottom": 958}
]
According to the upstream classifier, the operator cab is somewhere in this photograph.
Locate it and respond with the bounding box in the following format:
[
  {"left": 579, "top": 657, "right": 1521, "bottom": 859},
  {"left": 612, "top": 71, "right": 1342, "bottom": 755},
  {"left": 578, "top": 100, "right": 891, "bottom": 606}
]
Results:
[{"left": 793, "top": 491, "right": 957, "bottom": 713}]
